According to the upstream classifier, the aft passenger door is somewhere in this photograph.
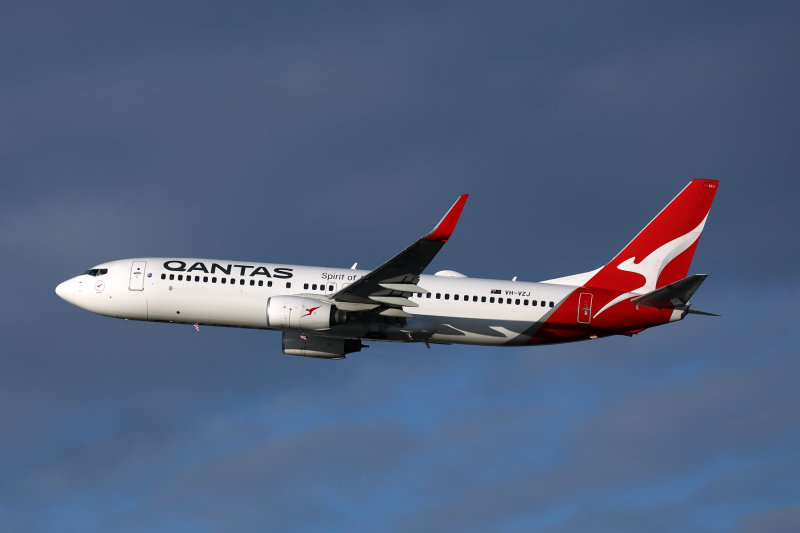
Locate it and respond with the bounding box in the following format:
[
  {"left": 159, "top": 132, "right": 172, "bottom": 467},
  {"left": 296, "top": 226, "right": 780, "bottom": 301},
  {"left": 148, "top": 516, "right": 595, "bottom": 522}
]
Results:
[
  {"left": 577, "top": 292, "right": 592, "bottom": 324},
  {"left": 129, "top": 261, "right": 147, "bottom": 291}
]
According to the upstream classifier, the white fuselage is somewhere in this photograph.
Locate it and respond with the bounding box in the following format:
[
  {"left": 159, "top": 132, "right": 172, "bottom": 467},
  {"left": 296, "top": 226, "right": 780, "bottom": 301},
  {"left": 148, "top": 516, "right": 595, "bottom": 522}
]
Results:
[
  {"left": 56, "top": 258, "right": 575, "bottom": 346},
  {"left": 55, "top": 182, "right": 718, "bottom": 357}
]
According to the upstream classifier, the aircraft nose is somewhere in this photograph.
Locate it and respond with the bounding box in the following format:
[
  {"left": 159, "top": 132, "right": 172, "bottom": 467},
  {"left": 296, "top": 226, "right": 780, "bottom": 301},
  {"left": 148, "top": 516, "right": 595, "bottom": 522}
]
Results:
[{"left": 55, "top": 279, "right": 74, "bottom": 303}]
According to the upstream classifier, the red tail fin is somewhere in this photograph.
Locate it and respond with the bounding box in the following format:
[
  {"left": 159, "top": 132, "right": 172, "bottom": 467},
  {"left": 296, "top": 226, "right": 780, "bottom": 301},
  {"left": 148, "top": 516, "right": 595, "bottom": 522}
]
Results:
[{"left": 585, "top": 179, "right": 718, "bottom": 293}]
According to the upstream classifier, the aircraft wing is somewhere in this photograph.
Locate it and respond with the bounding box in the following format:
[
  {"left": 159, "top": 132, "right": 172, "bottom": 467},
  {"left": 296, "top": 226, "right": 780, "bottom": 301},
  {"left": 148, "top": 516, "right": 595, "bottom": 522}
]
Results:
[{"left": 329, "top": 194, "right": 468, "bottom": 317}]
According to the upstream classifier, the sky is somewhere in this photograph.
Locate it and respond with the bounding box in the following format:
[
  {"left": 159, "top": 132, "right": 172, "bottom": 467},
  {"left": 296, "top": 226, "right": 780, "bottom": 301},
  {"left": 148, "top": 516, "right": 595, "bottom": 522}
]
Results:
[{"left": 1, "top": 1, "right": 799, "bottom": 531}]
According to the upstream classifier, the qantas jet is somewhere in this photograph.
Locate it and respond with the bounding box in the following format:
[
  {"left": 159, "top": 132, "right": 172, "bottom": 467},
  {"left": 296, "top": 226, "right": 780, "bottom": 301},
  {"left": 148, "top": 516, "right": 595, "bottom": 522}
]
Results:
[{"left": 55, "top": 179, "right": 718, "bottom": 359}]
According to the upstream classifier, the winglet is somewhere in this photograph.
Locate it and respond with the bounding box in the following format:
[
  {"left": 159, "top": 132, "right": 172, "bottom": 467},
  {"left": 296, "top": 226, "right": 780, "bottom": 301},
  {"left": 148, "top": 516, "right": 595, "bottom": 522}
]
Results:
[{"left": 423, "top": 194, "right": 469, "bottom": 242}]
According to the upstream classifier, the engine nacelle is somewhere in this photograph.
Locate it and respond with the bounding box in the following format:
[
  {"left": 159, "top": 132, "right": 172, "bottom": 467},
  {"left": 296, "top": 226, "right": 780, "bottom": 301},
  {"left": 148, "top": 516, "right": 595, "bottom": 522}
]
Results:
[
  {"left": 282, "top": 331, "right": 363, "bottom": 359},
  {"left": 266, "top": 296, "right": 345, "bottom": 331}
]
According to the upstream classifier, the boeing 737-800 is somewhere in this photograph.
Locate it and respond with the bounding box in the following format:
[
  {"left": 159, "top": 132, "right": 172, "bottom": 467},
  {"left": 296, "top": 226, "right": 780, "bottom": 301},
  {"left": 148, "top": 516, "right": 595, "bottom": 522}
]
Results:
[{"left": 56, "top": 179, "right": 718, "bottom": 358}]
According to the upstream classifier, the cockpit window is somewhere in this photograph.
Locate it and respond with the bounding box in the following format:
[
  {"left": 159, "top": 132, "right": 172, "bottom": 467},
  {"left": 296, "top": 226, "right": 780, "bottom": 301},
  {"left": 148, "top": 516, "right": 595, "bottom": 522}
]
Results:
[{"left": 84, "top": 268, "right": 108, "bottom": 277}]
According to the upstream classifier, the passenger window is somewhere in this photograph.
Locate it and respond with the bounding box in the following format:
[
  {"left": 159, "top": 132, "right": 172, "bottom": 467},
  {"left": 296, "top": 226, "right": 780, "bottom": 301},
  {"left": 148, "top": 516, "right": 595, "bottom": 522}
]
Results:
[
  {"left": 221, "top": 278, "right": 227, "bottom": 284},
  {"left": 550, "top": 301, "right": 554, "bottom": 307},
  {"left": 161, "top": 273, "right": 166, "bottom": 280},
  {"left": 515, "top": 299, "right": 520, "bottom": 305},
  {"left": 240, "top": 279, "right": 245, "bottom": 285},
  {"left": 286, "top": 282, "right": 291, "bottom": 288},
  {"left": 195, "top": 276, "right": 200, "bottom": 282},
  {"left": 454, "top": 295, "right": 459, "bottom": 301},
  {"left": 532, "top": 300, "right": 537, "bottom": 306},
  {"left": 250, "top": 280, "right": 255, "bottom": 286},
  {"left": 481, "top": 296, "right": 486, "bottom": 302},
  {"left": 304, "top": 283, "right": 309, "bottom": 290},
  {"left": 426, "top": 293, "right": 431, "bottom": 298},
  {"left": 268, "top": 281, "right": 273, "bottom": 287},
  {"left": 490, "top": 297, "right": 495, "bottom": 303},
  {"left": 169, "top": 274, "right": 174, "bottom": 280},
  {"left": 445, "top": 294, "right": 450, "bottom": 300},
  {"left": 541, "top": 301, "right": 545, "bottom": 307},
  {"left": 203, "top": 276, "right": 208, "bottom": 282},
  {"left": 436, "top": 293, "right": 441, "bottom": 299},
  {"left": 258, "top": 280, "right": 263, "bottom": 286},
  {"left": 524, "top": 299, "right": 529, "bottom": 305},
  {"left": 212, "top": 277, "right": 217, "bottom": 283},
  {"left": 312, "top": 284, "right": 317, "bottom": 290},
  {"left": 328, "top": 285, "right": 334, "bottom": 291}
]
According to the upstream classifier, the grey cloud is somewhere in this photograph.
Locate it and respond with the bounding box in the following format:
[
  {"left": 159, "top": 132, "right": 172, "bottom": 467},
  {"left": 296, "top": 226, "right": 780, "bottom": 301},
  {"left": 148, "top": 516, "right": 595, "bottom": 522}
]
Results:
[
  {"left": 736, "top": 503, "right": 800, "bottom": 533},
  {"left": 2, "top": 2, "right": 799, "bottom": 532},
  {"left": 692, "top": 463, "right": 800, "bottom": 509},
  {"left": 101, "top": 422, "right": 414, "bottom": 533}
]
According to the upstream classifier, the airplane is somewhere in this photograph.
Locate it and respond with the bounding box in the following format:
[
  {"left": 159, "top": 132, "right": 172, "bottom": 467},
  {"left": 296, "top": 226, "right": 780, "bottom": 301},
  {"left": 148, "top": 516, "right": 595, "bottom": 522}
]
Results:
[{"left": 55, "top": 179, "right": 719, "bottom": 359}]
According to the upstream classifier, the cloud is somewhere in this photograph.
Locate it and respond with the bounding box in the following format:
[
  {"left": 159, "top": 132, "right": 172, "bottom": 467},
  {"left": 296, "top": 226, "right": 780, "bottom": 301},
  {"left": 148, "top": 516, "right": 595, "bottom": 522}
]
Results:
[
  {"left": 2, "top": 2, "right": 800, "bottom": 532},
  {"left": 97, "top": 422, "right": 415, "bottom": 532},
  {"left": 736, "top": 503, "right": 800, "bottom": 533}
]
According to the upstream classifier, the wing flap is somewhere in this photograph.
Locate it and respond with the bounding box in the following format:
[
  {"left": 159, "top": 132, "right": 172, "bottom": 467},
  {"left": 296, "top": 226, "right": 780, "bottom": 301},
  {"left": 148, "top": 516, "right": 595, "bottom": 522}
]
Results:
[
  {"left": 379, "top": 308, "right": 415, "bottom": 318},
  {"left": 379, "top": 283, "right": 429, "bottom": 294},
  {"left": 369, "top": 296, "right": 419, "bottom": 307}
]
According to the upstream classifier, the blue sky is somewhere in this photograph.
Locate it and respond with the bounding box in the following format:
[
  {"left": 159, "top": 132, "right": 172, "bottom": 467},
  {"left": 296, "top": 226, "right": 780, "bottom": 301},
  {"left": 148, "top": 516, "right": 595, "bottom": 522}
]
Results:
[{"left": 1, "top": 1, "right": 799, "bottom": 531}]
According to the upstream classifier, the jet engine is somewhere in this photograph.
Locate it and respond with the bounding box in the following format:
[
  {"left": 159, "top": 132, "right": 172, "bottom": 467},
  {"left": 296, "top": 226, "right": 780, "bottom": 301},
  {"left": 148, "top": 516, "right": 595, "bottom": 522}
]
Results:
[
  {"left": 266, "top": 296, "right": 346, "bottom": 331},
  {"left": 281, "top": 331, "right": 364, "bottom": 359}
]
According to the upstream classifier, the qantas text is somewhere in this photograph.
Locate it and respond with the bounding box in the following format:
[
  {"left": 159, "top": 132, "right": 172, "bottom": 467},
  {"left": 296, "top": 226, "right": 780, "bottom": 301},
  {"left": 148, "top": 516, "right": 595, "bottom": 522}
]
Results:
[{"left": 163, "top": 261, "right": 293, "bottom": 279}]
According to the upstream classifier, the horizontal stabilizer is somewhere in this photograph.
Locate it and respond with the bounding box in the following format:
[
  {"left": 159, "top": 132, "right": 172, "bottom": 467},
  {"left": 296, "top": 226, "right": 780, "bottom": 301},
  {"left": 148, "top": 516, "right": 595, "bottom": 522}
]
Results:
[
  {"left": 630, "top": 274, "right": 708, "bottom": 310},
  {"left": 685, "top": 309, "right": 720, "bottom": 317}
]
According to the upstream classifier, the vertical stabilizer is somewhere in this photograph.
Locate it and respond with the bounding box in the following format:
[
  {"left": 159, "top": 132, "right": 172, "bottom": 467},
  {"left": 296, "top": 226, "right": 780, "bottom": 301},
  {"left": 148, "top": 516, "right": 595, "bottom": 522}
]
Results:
[{"left": 584, "top": 179, "right": 718, "bottom": 293}]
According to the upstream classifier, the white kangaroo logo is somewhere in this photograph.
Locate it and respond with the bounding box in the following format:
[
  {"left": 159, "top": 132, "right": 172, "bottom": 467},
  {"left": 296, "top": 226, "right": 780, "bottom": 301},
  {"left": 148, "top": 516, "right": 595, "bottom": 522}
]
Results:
[{"left": 593, "top": 215, "right": 708, "bottom": 318}]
